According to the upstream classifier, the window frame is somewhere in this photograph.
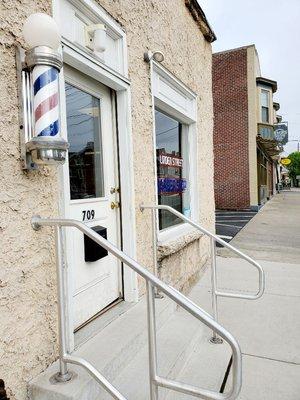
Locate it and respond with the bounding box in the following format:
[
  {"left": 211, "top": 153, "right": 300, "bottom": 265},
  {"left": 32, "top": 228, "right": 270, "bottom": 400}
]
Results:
[
  {"left": 151, "top": 61, "right": 198, "bottom": 244},
  {"left": 155, "top": 108, "right": 185, "bottom": 230},
  {"left": 54, "top": 0, "right": 137, "bottom": 352},
  {"left": 65, "top": 81, "right": 105, "bottom": 201},
  {"left": 260, "top": 88, "right": 271, "bottom": 124}
]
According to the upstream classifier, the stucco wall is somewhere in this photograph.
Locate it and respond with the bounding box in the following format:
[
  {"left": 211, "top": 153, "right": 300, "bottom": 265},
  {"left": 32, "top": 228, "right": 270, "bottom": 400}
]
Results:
[
  {"left": 0, "top": 1, "right": 61, "bottom": 400},
  {"left": 95, "top": 0, "right": 214, "bottom": 294},
  {"left": 0, "top": 0, "right": 214, "bottom": 398},
  {"left": 158, "top": 233, "right": 210, "bottom": 291}
]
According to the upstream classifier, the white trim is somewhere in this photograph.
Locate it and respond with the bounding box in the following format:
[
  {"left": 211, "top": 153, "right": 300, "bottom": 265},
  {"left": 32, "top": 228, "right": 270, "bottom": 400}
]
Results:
[
  {"left": 62, "top": 38, "right": 130, "bottom": 90},
  {"left": 152, "top": 61, "right": 197, "bottom": 123},
  {"left": 69, "top": 0, "right": 125, "bottom": 38},
  {"left": 54, "top": 0, "right": 128, "bottom": 76},
  {"left": 152, "top": 61, "right": 197, "bottom": 99},
  {"left": 53, "top": 0, "right": 137, "bottom": 352},
  {"left": 57, "top": 75, "right": 75, "bottom": 351},
  {"left": 258, "top": 86, "right": 272, "bottom": 124},
  {"left": 150, "top": 62, "right": 198, "bottom": 245}
]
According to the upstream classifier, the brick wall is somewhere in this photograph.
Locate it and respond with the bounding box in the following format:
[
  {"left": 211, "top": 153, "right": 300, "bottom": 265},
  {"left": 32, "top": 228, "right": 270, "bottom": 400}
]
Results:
[{"left": 213, "top": 48, "right": 250, "bottom": 210}]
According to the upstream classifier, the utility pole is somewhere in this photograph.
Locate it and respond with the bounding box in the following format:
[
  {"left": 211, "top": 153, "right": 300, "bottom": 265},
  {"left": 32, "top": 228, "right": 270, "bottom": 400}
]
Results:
[{"left": 288, "top": 139, "right": 300, "bottom": 152}]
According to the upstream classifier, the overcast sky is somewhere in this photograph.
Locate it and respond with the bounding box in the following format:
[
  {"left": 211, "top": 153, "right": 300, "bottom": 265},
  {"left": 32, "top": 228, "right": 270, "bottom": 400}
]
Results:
[{"left": 200, "top": 0, "right": 300, "bottom": 156}]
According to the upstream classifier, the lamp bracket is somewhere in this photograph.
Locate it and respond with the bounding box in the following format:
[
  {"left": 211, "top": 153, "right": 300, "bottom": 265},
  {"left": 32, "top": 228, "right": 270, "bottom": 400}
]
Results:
[
  {"left": 84, "top": 23, "right": 106, "bottom": 50},
  {"left": 16, "top": 46, "right": 36, "bottom": 170}
]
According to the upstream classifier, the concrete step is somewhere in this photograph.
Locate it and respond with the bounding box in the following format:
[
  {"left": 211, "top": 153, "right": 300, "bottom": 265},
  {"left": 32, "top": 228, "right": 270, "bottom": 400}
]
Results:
[
  {"left": 28, "top": 294, "right": 176, "bottom": 400},
  {"left": 165, "top": 341, "right": 230, "bottom": 400},
  {"left": 100, "top": 310, "right": 202, "bottom": 400},
  {"left": 28, "top": 274, "right": 231, "bottom": 400},
  {"left": 99, "top": 310, "right": 230, "bottom": 400}
]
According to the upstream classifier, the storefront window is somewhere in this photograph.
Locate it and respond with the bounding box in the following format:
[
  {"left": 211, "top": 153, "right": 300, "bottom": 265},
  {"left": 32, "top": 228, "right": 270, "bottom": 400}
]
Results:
[{"left": 155, "top": 109, "right": 188, "bottom": 229}]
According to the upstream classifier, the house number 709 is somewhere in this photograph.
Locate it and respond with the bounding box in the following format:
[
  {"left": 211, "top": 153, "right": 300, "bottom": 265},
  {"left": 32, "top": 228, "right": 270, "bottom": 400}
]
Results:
[{"left": 82, "top": 210, "right": 95, "bottom": 221}]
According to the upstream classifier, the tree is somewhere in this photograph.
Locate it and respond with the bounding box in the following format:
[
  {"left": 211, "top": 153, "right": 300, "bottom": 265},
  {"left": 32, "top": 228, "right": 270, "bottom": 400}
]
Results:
[{"left": 286, "top": 152, "right": 300, "bottom": 187}]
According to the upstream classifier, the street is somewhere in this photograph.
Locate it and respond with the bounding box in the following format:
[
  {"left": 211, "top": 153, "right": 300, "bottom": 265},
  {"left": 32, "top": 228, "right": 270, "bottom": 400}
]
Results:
[{"left": 215, "top": 210, "right": 257, "bottom": 247}]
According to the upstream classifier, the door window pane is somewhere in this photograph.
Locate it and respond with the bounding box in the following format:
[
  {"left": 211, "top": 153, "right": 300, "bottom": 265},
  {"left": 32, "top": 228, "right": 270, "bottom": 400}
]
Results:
[
  {"left": 66, "top": 83, "right": 104, "bottom": 200},
  {"left": 155, "top": 110, "right": 187, "bottom": 230}
]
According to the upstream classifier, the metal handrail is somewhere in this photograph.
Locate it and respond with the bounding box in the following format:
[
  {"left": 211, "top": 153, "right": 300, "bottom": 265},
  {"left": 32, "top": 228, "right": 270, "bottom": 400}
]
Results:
[
  {"left": 31, "top": 215, "right": 242, "bottom": 400},
  {"left": 140, "top": 204, "right": 265, "bottom": 300},
  {"left": 140, "top": 204, "right": 265, "bottom": 343}
]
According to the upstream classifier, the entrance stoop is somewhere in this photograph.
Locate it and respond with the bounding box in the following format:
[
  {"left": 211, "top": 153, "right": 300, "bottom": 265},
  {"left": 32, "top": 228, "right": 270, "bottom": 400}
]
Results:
[{"left": 28, "top": 276, "right": 231, "bottom": 400}]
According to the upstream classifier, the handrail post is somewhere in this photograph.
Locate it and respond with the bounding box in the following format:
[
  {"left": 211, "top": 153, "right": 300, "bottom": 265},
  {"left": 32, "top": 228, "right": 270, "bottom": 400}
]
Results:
[
  {"left": 147, "top": 281, "right": 159, "bottom": 400},
  {"left": 152, "top": 209, "right": 163, "bottom": 298},
  {"left": 53, "top": 226, "right": 72, "bottom": 382},
  {"left": 209, "top": 237, "right": 223, "bottom": 344}
]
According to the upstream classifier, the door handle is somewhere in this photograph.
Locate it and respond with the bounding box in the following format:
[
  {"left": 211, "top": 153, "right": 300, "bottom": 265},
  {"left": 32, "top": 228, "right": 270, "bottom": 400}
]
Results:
[{"left": 110, "top": 201, "right": 120, "bottom": 210}]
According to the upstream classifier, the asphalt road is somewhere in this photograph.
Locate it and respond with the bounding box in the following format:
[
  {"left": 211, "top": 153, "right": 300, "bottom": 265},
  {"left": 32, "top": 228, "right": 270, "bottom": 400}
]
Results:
[{"left": 216, "top": 210, "right": 257, "bottom": 247}]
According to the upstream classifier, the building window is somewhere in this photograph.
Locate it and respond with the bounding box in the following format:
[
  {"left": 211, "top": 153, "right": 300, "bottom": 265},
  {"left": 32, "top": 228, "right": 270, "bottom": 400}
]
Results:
[
  {"left": 261, "top": 89, "right": 270, "bottom": 123},
  {"left": 151, "top": 62, "right": 197, "bottom": 240},
  {"left": 155, "top": 109, "right": 189, "bottom": 230}
]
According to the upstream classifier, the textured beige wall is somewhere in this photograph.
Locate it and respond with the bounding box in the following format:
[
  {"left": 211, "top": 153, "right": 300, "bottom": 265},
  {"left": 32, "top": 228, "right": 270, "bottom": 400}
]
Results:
[
  {"left": 0, "top": 0, "right": 214, "bottom": 398},
  {"left": 96, "top": 0, "right": 215, "bottom": 294},
  {"left": 158, "top": 233, "right": 210, "bottom": 291},
  {"left": 0, "top": 1, "right": 61, "bottom": 400},
  {"left": 247, "top": 45, "right": 260, "bottom": 208}
]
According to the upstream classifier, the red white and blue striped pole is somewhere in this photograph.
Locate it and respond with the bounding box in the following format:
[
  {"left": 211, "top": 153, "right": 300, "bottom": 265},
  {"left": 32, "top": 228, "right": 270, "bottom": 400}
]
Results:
[
  {"left": 32, "top": 65, "right": 60, "bottom": 138},
  {"left": 22, "top": 13, "right": 69, "bottom": 166}
]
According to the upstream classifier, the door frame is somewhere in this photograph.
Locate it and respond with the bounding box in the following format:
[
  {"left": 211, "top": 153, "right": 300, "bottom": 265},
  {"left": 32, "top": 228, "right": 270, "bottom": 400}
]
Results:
[{"left": 57, "top": 40, "right": 138, "bottom": 351}]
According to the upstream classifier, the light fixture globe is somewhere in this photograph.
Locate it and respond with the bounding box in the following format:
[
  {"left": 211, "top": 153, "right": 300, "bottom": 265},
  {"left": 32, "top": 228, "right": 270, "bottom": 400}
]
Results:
[
  {"left": 153, "top": 51, "right": 164, "bottom": 63},
  {"left": 23, "top": 13, "right": 61, "bottom": 50},
  {"left": 144, "top": 50, "right": 165, "bottom": 63}
]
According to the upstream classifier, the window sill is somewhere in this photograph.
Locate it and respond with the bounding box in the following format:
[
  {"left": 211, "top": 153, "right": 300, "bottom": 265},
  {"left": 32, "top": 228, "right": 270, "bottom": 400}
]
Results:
[{"left": 157, "top": 223, "right": 203, "bottom": 260}]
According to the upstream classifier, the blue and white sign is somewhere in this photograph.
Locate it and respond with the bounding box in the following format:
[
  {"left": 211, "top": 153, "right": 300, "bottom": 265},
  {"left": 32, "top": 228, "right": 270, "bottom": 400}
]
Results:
[
  {"left": 158, "top": 177, "right": 187, "bottom": 195},
  {"left": 274, "top": 122, "right": 288, "bottom": 144}
]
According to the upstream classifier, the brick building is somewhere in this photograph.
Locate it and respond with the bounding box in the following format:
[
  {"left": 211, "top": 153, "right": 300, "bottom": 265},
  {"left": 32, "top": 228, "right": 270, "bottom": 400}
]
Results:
[{"left": 213, "top": 45, "right": 282, "bottom": 210}]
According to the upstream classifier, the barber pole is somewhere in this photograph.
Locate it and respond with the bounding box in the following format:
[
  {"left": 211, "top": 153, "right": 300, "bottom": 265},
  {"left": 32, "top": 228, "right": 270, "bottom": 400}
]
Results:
[
  {"left": 23, "top": 50, "right": 68, "bottom": 166},
  {"left": 20, "top": 13, "right": 69, "bottom": 168},
  {"left": 32, "top": 65, "right": 60, "bottom": 137}
]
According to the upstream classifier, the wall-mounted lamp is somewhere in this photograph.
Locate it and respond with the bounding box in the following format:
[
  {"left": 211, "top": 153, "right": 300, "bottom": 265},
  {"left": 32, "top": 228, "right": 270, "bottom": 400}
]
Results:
[
  {"left": 17, "top": 13, "right": 69, "bottom": 169},
  {"left": 85, "top": 24, "right": 107, "bottom": 56},
  {"left": 144, "top": 50, "right": 165, "bottom": 63}
]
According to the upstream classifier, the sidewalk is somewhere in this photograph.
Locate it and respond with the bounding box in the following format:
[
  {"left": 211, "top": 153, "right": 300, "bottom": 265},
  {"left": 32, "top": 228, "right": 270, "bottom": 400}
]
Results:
[
  {"left": 29, "top": 191, "right": 299, "bottom": 400},
  {"left": 209, "top": 191, "right": 300, "bottom": 399},
  {"left": 217, "top": 189, "right": 300, "bottom": 263}
]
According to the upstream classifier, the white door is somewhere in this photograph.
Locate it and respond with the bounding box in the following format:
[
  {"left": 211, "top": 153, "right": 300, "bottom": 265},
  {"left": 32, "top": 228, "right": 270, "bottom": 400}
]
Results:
[{"left": 63, "top": 65, "right": 122, "bottom": 329}]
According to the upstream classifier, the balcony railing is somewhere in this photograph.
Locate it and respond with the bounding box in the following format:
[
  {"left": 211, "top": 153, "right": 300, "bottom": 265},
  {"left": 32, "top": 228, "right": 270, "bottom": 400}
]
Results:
[
  {"left": 257, "top": 123, "right": 275, "bottom": 140},
  {"left": 257, "top": 123, "right": 281, "bottom": 156}
]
